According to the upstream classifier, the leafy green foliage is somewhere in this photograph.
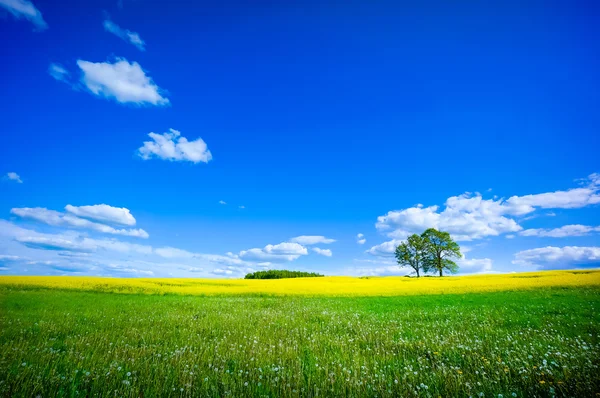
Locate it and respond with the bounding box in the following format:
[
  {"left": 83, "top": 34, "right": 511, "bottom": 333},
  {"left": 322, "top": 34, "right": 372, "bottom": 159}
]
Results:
[
  {"left": 244, "top": 270, "right": 324, "bottom": 279},
  {"left": 394, "top": 234, "right": 428, "bottom": 277},
  {"left": 394, "top": 229, "right": 462, "bottom": 277},
  {"left": 421, "top": 228, "right": 462, "bottom": 276}
]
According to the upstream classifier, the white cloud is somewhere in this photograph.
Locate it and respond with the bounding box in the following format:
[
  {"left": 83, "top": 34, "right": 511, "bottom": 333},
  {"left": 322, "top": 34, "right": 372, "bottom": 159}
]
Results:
[
  {"left": 0, "top": 254, "right": 20, "bottom": 261},
  {"left": 154, "top": 247, "right": 248, "bottom": 268},
  {"left": 50, "top": 263, "right": 90, "bottom": 273},
  {"left": 505, "top": 188, "right": 600, "bottom": 214},
  {"left": 375, "top": 173, "right": 600, "bottom": 242},
  {"left": 0, "top": 0, "right": 47, "bottom": 30},
  {"left": 0, "top": 255, "right": 20, "bottom": 269},
  {"left": 154, "top": 247, "right": 195, "bottom": 259},
  {"left": 13, "top": 232, "right": 154, "bottom": 255},
  {"left": 76, "top": 58, "right": 169, "bottom": 105},
  {"left": 587, "top": 173, "right": 600, "bottom": 187},
  {"left": 219, "top": 200, "right": 227, "bottom": 205},
  {"left": 118, "top": 268, "right": 153, "bottom": 276},
  {"left": 0, "top": 220, "right": 260, "bottom": 277},
  {"left": 103, "top": 19, "right": 145, "bottom": 51},
  {"left": 5, "top": 172, "right": 22, "bottom": 183},
  {"left": 238, "top": 248, "right": 298, "bottom": 262},
  {"left": 11, "top": 207, "right": 148, "bottom": 238},
  {"left": 65, "top": 204, "right": 136, "bottom": 226},
  {"left": 376, "top": 198, "right": 522, "bottom": 242},
  {"left": 239, "top": 242, "right": 308, "bottom": 262},
  {"left": 356, "top": 233, "right": 366, "bottom": 245},
  {"left": 513, "top": 246, "right": 600, "bottom": 270},
  {"left": 48, "top": 63, "right": 69, "bottom": 82},
  {"left": 239, "top": 205, "right": 245, "bottom": 209},
  {"left": 265, "top": 242, "right": 308, "bottom": 255},
  {"left": 519, "top": 224, "right": 600, "bottom": 238},
  {"left": 212, "top": 268, "right": 233, "bottom": 275},
  {"left": 289, "top": 236, "right": 335, "bottom": 245},
  {"left": 138, "top": 129, "right": 212, "bottom": 164},
  {"left": 366, "top": 239, "right": 402, "bottom": 257},
  {"left": 312, "top": 247, "right": 332, "bottom": 257},
  {"left": 16, "top": 235, "right": 98, "bottom": 252},
  {"left": 103, "top": 262, "right": 154, "bottom": 276},
  {"left": 93, "top": 239, "right": 153, "bottom": 255},
  {"left": 456, "top": 257, "right": 493, "bottom": 274}
]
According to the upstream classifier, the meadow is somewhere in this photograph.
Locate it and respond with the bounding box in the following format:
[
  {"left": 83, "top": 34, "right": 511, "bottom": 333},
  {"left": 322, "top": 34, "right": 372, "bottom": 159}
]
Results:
[{"left": 0, "top": 271, "right": 599, "bottom": 397}]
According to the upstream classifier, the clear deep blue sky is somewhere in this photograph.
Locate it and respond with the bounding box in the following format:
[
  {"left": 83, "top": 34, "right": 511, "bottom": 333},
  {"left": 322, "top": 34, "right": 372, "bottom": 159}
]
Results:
[{"left": 1, "top": 0, "right": 599, "bottom": 277}]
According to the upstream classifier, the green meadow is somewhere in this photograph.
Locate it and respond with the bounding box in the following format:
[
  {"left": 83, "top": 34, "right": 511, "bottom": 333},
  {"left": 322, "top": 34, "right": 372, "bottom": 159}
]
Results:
[{"left": 1, "top": 286, "right": 599, "bottom": 397}]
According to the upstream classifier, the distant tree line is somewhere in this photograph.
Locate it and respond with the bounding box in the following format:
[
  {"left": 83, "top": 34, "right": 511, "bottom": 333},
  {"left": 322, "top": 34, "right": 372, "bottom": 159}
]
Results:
[
  {"left": 244, "top": 270, "right": 325, "bottom": 279},
  {"left": 395, "top": 228, "right": 462, "bottom": 277}
]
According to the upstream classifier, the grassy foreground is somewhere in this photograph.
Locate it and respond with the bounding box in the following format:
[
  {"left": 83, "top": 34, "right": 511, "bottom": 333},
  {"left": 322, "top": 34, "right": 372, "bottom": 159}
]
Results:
[{"left": 0, "top": 273, "right": 599, "bottom": 397}]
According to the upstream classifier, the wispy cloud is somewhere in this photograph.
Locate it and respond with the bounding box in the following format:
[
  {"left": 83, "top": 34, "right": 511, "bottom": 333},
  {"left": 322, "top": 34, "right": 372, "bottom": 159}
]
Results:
[
  {"left": 356, "top": 233, "right": 366, "bottom": 245},
  {"left": 11, "top": 207, "right": 148, "bottom": 238},
  {"left": 4, "top": 172, "right": 22, "bottom": 183},
  {"left": 289, "top": 236, "right": 335, "bottom": 245},
  {"left": 513, "top": 246, "right": 600, "bottom": 270},
  {"left": 103, "top": 18, "right": 145, "bottom": 51},
  {"left": 65, "top": 204, "right": 137, "bottom": 226},
  {"left": 48, "top": 63, "right": 69, "bottom": 82},
  {"left": 0, "top": 0, "right": 47, "bottom": 30},
  {"left": 212, "top": 268, "right": 234, "bottom": 276},
  {"left": 519, "top": 224, "right": 600, "bottom": 238},
  {"left": 0, "top": 220, "right": 261, "bottom": 277}
]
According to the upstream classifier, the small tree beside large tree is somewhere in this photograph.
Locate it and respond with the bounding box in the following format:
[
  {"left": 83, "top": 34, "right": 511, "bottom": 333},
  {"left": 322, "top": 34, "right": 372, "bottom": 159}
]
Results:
[
  {"left": 422, "top": 228, "right": 462, "bottom": 276},
  {"left": 394, "top": 234, "right": 428, "bottom": 277}
]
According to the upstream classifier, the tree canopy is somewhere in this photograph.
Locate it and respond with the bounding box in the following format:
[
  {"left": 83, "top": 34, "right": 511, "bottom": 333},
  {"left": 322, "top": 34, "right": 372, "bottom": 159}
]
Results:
[
  {"left": 244, "top": 270, "right": 324, "bottom": 279},
  {"left": 394, "top": 234, "right": 428, "bottom": 277},
  {"left": 422, "top": 228, "right": 462, "bottom": 276},
  {"left": 394, "top": 228, "right": 462, "bottom": 277}
]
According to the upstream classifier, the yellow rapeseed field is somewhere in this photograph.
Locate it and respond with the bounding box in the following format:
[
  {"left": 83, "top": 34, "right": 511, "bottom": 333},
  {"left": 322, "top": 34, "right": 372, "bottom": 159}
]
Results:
[{"left": 0, "top": 269, "right": 598, "bottom": 296}]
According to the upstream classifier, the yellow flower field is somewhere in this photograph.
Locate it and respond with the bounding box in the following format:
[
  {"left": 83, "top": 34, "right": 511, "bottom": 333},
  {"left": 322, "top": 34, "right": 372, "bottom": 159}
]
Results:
[{"left": 1, "top": 269, "right": 598, "bottom": 296}]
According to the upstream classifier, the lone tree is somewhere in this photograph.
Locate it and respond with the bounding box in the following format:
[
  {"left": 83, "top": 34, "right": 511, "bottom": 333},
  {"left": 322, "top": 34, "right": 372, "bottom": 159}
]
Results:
[
  {"left": 422, "top": 228, "right": 461, "bottom": 276},
  {"left": 394, "top": 234, "right": 428, "bottom": 277}
]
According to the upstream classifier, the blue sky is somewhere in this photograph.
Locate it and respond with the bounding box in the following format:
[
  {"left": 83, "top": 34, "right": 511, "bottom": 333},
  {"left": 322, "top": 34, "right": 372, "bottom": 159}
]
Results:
[{"left": 1, "top": 0, "right": 599, "bottom": 277}]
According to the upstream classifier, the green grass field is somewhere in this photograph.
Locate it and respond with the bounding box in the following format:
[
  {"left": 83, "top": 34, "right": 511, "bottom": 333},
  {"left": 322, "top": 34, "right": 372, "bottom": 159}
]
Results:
[{"left": 1, "top": 284, "right": 599, "bottom": 397}]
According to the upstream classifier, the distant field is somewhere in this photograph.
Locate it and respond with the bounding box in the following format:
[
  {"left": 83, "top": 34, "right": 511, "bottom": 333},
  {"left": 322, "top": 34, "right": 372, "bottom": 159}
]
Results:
[
  {"left": 0, "top": 272, "right": 599, "bottom": 397},
  {"left": 0, "top": 269, "right": 599, "bottom": 296}
]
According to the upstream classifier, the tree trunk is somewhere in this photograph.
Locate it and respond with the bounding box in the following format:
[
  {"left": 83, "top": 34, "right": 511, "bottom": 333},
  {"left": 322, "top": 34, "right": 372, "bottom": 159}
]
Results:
[
  {"left": 416, "top": 269, "right": 420, "bottom": 278},
  {"left": 439, "top": 268, "right": 443, "bottom": 277}
]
